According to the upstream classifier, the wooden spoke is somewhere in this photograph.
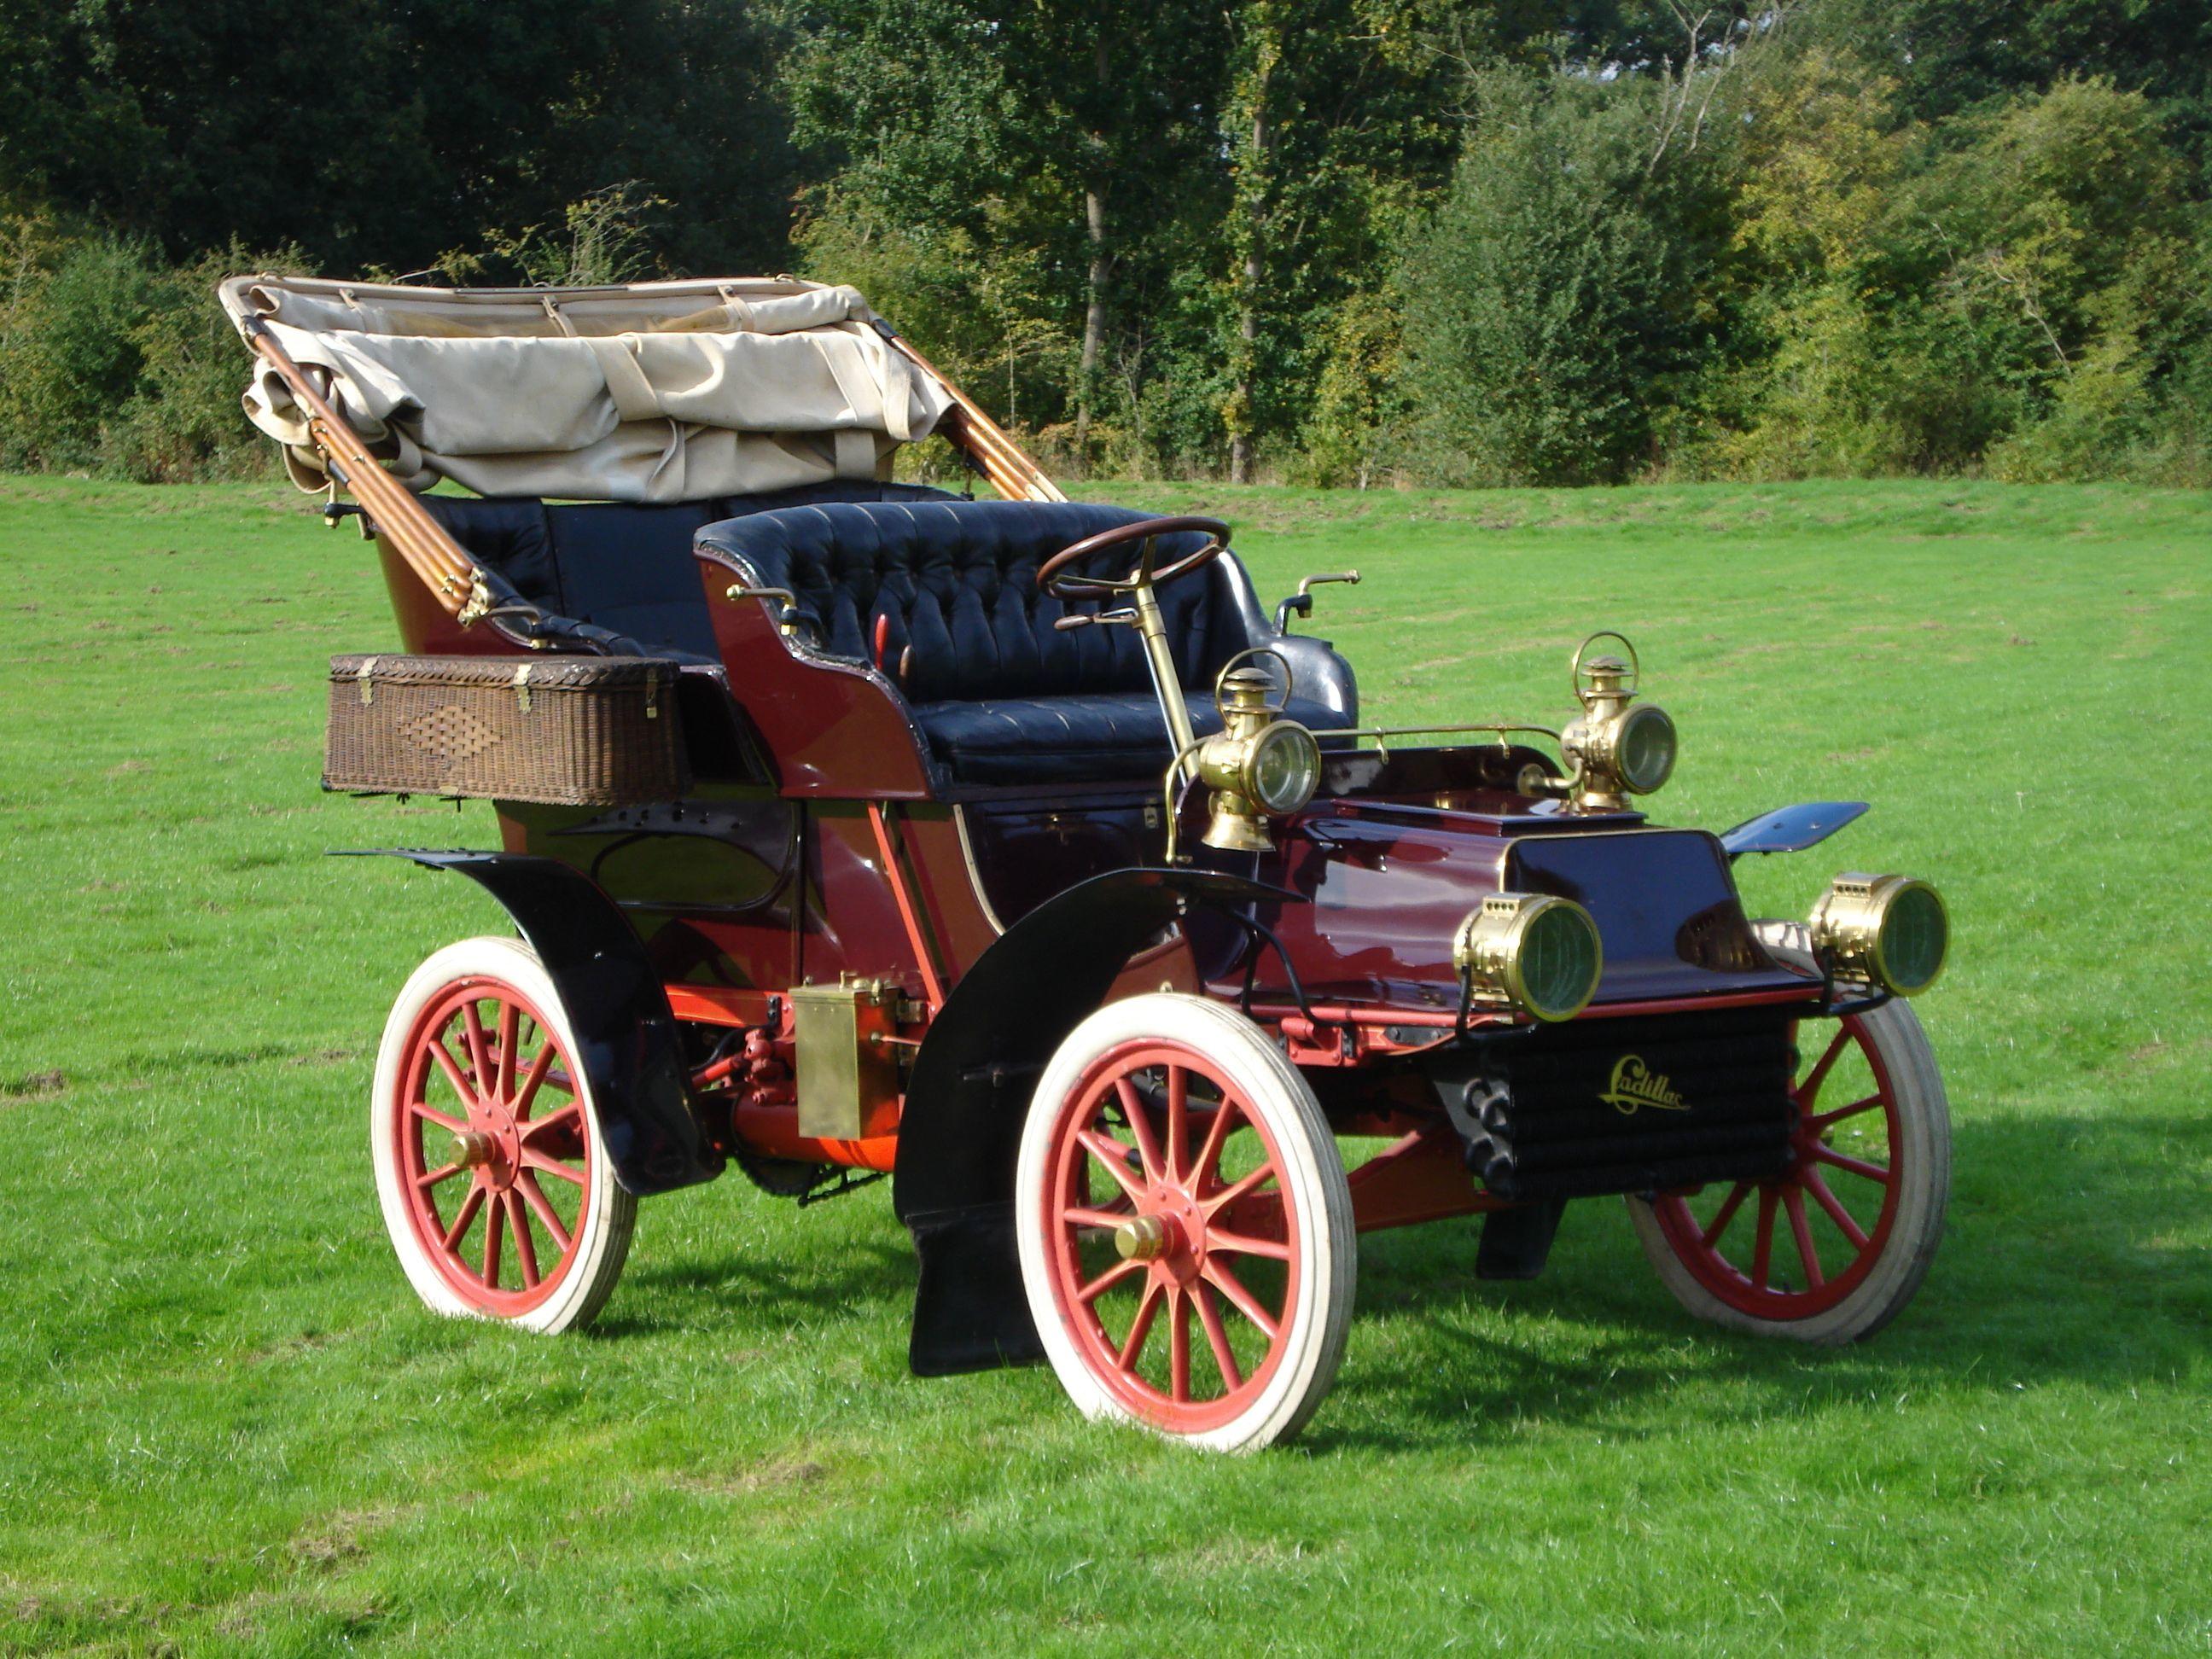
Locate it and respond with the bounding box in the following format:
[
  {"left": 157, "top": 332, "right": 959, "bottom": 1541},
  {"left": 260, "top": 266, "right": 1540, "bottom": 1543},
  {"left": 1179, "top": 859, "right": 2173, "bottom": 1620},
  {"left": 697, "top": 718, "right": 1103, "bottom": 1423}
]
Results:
[
  {"left": 1074, "top": 1129, "right": 1147, "bottom": 1203},
  {"left": 518, "top": 1100, "right": 580, "bottom": 1144},
  {"left": 1809, "top": 1093, "right": 1883, "bottom": 1134},
  {"left": 1076, "top": 1258, "right": 1146, "bottom": 1305},
  {"left": 1064, "top": 1206, "right": 1134, "bottom": 1231},
  {"left": 1168, "top": 1286, "right": 1192, "bottom": 1404},
  {"left": 1700, "top": 1181, "right": 1752, "bottom": 1249},
  {"left": 1189, "top": 1097, "right": 1240, "bottom": 1193},
  {"left": 507, "top": 1191, "right": 540, "bottom": 1289},
  {"left": 415, "top": 1161, "right": 463, "bottom": 1190},
  {"left": 1795, "top": 1027, "right": 1851, "bottom": 1108},
  {"left": 1201, "top": 1260, "right": 1279, "bottom": 1342},
  {"left": 1750, "top": 1186, "right": 1778, "bottom": 1292},
  {"left": 521, "top": 1145, "right": 586, "bottom": 1186},
  {"left": 1117, "top": 1280, "right": 1164, "bottom": 1370},
  {"left": 480, "top": 1191, "right": 504, "bottom": 1288},
  {"left": 1810, "top": 1144, "right": 1892, "bottom": 1186},
  {"left": 441, "top": 1181, "right": 486, "bottom": 1252},
  {"left": 1192, "top": 1283, "right": 1243, "bottom": 1391},
  {"left": 427, "top": 1039, "right": 476, "bottom": 1109},
  {"left": 1206, "top": 1226, "right": 1290, "bottom": 1261},
  {"left": 511, "top": 1043, "right": 557, "bottom": 1118},
  {"left": 410, "top": 1102, "right": 468, "bottom": 1137},
  {"left": 1115, "top": 1077, "right": 1165, "bottom": 1182},
  {"left": 495, "top": 1001, "right": 519, "bottom": 1102},
  {"left": 1802, "top": 1166, "right": 1870, "bottom": 1249},
  {"left": 1202, "top": 1160, "right": 1278, "bottom": 1216},
  {"left": 461, "top": 1002, "right": 492, "bottom": 1094},
  {"left": 1782, "top": 1187, "right": 1825, "bottom": 1289},
  {"left": 515, "top": 1172, "right": 573, "bottom": 1255},
  {"left": 1163, "top": 1065, "right": 1189, "bottom": 1185}
]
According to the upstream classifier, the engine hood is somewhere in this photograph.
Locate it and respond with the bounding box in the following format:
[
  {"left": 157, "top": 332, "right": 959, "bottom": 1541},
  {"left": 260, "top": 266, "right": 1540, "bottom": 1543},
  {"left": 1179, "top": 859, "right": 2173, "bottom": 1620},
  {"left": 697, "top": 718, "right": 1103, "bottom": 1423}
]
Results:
[{"left": 1249, "top": 800, "right": 1813, "bottom": 1015}]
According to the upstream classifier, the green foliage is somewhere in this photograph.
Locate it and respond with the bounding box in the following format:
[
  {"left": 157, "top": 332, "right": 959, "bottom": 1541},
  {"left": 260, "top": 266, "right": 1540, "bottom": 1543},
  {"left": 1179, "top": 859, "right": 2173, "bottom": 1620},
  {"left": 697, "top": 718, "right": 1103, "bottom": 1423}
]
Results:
[
  {"left": 0, "top": 2, "right": 2208, "bottom": 486},
  {"left": 0, "top": 231, "right": 160, "bottom": 471},
  {"left": 0, "top": 0, "right": 796, "bottom": 276},
  {"left": 1395, "top": 69, "right": 1737, "bottom": 486},
  {"left": 0, "top": 223, "right": 301, "bottom": 480}
]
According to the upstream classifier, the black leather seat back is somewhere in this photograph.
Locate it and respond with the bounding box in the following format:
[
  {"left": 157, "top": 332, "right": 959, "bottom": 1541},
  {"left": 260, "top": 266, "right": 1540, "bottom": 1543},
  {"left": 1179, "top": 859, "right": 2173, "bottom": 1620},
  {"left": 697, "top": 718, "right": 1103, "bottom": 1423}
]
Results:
[
  {"left": 697, "top": 500, "right": 1257, "bottom": 702},
  {"left": 421, "top": 483, "right": 959, "bottom": 659}
]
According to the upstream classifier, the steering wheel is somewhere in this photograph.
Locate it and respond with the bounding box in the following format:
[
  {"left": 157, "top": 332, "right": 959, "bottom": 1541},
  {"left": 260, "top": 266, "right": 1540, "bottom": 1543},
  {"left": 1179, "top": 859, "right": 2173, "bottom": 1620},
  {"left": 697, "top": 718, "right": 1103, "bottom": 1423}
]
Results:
[{"left": 1036, "top": 515, "right": 1231, "bottom": 602}]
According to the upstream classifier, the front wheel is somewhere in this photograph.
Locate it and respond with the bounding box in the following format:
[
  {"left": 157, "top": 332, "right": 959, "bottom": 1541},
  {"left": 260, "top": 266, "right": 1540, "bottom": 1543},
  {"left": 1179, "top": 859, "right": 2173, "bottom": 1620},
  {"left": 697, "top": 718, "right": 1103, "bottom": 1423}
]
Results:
[
  {"left": 1627, "top": 940, "right": 1949, "bottom": 1343},
  {"left": 1016, "top": 994, "right": 1356, "bottom": 1452},
  {"left": 370, "top": 936, "right": 635, "bottom": 1333}
]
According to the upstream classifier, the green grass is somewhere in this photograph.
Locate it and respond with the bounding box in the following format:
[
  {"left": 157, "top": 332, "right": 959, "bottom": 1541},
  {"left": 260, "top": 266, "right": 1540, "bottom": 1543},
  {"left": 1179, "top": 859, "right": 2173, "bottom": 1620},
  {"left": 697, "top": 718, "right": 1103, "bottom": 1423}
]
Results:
[{"left": 1, "top": 474, "right": 2208, "bottom": 1655}]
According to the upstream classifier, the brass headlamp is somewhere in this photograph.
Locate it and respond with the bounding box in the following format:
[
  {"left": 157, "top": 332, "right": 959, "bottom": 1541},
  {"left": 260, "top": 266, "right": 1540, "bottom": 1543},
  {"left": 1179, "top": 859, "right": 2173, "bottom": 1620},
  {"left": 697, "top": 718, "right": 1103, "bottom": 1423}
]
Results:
[
  {"left": 1452, "top": 892, "right": 1604, "bottom": 1022},
  {"left": 1808, "top": 872, "right": 1949, "bottom": 996},
  {"left": 1559, "top": 632, "right": 1677, "bottom": 811},
  {"left": 1193, "top": 661, "right": 1321, "bottom": 853}
]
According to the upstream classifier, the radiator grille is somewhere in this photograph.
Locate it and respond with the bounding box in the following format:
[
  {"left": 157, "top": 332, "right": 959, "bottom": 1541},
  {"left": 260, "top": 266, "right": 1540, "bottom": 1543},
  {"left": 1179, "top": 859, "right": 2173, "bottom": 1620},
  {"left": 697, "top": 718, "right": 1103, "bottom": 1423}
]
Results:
[{"left": 1455, "top": 1007, "right": 1798, "bottom": 1202}]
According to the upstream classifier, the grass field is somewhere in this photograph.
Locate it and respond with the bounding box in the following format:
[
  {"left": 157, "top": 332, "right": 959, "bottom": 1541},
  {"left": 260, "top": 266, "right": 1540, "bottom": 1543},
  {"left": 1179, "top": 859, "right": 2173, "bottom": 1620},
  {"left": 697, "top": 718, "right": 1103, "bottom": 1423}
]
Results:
[{"left": 1, "top": 474, "right": 2208, "bottom": 1656}]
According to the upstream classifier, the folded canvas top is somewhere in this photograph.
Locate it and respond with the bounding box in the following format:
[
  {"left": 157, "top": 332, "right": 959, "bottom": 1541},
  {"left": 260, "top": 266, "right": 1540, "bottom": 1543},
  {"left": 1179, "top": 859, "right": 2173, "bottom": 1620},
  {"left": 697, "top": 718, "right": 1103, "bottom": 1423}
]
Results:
[{"left": 222, "top": 276, "right": 953, "bottom": 504}]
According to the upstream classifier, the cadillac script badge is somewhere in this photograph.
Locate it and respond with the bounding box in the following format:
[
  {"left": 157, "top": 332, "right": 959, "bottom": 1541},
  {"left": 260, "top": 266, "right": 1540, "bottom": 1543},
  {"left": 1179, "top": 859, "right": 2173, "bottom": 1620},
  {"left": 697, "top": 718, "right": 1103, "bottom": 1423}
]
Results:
[{"left": 1600, "top": 1055, "right": 1688, "bottom": 1115}]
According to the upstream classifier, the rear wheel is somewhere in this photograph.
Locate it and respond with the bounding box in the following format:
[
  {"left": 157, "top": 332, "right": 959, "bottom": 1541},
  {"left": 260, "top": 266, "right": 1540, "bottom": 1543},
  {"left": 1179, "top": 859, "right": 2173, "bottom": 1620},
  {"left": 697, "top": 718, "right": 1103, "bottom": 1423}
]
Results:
[
  {"left": 370, "top": 936, "right": 635, "bottom": 1333},
  {"left": 1627, "top": 940, "right": 1949, "bottom": 1342},
  {"left": 1016, "top": 994, "right": 1355, "bottom": 1452}
]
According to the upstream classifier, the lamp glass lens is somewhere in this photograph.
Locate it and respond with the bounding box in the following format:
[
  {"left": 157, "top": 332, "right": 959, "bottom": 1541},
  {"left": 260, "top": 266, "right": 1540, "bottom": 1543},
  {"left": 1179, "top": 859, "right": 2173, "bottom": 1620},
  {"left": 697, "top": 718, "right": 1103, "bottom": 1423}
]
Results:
[
  {"left": 1249, "top": 725, "right": 1320, "bottom": 812},
  {"left": 1878, "top": 883, "right": 1947, "bottom": 992},
  {"left": 1519, "top": 902, "right": 1601, "bottom": 1020},
  {"left": 1619, "top": 706, "right": 1678, "bottom": 794}
]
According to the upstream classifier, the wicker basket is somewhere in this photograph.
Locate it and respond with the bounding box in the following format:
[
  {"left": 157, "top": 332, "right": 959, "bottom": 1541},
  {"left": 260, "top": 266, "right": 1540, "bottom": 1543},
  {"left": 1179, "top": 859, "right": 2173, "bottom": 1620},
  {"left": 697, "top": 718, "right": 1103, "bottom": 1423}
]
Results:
[{"left": 325, "top": 654, "right": 690, "bottom": 806}]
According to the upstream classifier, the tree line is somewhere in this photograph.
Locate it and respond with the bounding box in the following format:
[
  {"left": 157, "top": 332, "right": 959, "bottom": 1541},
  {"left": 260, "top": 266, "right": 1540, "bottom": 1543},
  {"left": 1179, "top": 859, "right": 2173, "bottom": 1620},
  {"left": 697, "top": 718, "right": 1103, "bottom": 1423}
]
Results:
[{"left": 2, "top": 0, "right": 2207, "bottom": 486}]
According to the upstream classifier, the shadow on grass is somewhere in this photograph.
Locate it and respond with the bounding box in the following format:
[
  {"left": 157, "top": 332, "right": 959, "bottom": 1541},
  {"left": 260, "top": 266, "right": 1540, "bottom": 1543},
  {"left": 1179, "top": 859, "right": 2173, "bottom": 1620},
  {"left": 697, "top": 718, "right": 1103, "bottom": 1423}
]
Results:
[
  {"left": 562, "top": 1104, "right": 2203, "bottom": 1449},
  {"left": 1309, "top": 1104, "right": 2210, "bottom": 1452},
  {"left": 585, "top": 1235, "right": 917, "bottom": 1341}
]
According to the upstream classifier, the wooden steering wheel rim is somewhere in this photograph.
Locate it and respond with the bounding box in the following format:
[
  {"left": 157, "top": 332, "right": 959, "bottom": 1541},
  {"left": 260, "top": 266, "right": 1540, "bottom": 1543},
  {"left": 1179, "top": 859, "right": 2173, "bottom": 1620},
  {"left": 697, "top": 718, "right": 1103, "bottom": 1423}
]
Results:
[{"left": 1035, "top": 515, "right": 1232, "bottom": 600}]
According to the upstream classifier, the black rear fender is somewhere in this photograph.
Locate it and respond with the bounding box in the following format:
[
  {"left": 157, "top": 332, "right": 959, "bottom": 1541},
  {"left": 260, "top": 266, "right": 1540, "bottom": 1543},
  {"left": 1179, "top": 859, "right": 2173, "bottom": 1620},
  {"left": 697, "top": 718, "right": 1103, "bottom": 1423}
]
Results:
[{"left": 347, "top": 849, "right": 723, "bottom": 1197}]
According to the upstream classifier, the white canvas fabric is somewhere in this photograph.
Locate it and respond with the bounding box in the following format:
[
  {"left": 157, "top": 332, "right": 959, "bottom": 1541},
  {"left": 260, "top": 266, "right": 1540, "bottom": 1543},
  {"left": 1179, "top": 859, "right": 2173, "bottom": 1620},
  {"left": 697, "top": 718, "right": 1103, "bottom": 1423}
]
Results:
[{"left": 222, "top": 276, "right": 953, "bottom": 502}]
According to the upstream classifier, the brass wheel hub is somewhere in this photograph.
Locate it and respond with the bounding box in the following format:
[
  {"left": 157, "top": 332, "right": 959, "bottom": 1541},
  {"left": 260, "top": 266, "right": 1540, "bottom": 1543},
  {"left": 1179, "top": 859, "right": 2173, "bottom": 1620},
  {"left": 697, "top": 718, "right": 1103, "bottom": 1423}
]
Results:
[{"left": 1114, "top": 1214, "right": 1168, "bottom": 1262}]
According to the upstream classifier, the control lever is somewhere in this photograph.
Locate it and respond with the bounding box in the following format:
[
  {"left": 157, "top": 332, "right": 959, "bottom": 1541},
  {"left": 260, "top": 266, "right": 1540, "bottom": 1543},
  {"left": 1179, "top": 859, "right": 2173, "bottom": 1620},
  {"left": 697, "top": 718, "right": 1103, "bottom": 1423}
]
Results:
[
  {"left": 1053, "top": 607, "right": 1140, "bottom": 632},
  {"left": 1275, "top": 570, "right": 1360, "bottom": 633}
]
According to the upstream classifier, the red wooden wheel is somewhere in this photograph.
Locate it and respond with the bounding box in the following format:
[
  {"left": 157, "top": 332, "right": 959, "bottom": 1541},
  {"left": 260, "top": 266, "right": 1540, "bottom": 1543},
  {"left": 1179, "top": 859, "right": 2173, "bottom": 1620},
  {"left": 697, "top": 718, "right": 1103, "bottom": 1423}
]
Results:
[
  {"left": 1017, "top": 994, "right": 1354, "bottom": 1450},
  {"left": 1650, "top": 1016, "right": 1901, "bottom": 1318},
  {"left": 1630, "top": 945, "right": 1949, "bottom": 1343},
  {"left": 373, "top": 937, "right": 633, "bottom": 1332},
  {"left": 391, "top": 976, "right": 592, "bottom": 1316},
  {"left": 1041, "top": 1039, "right": 1303, "bottom": 1432}
]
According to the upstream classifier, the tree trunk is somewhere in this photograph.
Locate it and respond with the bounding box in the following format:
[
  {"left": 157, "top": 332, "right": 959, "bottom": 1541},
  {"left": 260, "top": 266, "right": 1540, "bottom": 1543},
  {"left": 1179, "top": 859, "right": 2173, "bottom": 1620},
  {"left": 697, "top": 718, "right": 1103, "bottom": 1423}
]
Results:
[
  {"left": 1076, "top": 38, "right": 1109, "bottom": 458},
  {"left": 1079, "top": 184, "right": 1106, "bottom": 454},
  {"left": 1229, "top": 95, "right": 1268, "bottom": 487},
  {"left": 1230, "top": 239, "right": 1260, "bottom": 484}
]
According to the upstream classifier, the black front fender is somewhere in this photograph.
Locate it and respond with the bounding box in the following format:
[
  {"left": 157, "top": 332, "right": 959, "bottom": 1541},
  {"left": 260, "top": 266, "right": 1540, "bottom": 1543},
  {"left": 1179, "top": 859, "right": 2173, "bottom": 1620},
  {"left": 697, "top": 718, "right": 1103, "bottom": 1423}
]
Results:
[
  {"left": 895, "top": 865, "right": 1288, "bottom": 1377},
  {"left": 347, "top": 850, "right": 723, "bottom": 1197}
]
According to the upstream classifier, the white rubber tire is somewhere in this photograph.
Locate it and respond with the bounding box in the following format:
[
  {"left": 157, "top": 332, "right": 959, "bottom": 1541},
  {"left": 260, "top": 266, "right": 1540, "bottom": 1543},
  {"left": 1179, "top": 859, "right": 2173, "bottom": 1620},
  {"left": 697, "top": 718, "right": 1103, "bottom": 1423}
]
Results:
[
  {"left": 1016, "top": 993, "right": 1356, "bottom": 1452},
  {"left": 1626, "top": 938, "right": 1949, "bottom": 1344},
  {"left": 370, "top": 935, "right": 635, "bottom": 1334}
]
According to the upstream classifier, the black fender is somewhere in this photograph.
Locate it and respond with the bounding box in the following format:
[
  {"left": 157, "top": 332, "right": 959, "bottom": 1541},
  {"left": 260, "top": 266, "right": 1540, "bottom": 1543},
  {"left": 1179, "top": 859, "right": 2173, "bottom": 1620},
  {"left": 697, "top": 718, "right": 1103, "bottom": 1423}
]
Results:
[
  {"left": 894, "top": 865, "right": 1289, "bottom": 1377},
  {"left": 1719, "top": 800, "right": 1869, "bottom": 860},
  {"left": 347, "top": 849, "right": 723, "bottom": 1197}
]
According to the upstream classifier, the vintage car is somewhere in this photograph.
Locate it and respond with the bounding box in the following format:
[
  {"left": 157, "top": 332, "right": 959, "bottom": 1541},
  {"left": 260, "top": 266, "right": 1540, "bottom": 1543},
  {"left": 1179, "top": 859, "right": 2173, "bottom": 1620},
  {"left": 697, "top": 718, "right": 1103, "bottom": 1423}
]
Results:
[{"left": 226, "top": 274, "right": 1952, "bottom": 1450}]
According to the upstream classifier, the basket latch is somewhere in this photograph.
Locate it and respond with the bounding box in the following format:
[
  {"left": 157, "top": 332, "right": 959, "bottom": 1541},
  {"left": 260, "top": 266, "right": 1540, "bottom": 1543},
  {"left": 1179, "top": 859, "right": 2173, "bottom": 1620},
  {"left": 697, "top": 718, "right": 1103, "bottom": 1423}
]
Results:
[
  {"left": 512, "top": 662, "right": 533, "bottom": 713},
  {"left": 356, "top": 655, "right": 378, "bottom": 706}
]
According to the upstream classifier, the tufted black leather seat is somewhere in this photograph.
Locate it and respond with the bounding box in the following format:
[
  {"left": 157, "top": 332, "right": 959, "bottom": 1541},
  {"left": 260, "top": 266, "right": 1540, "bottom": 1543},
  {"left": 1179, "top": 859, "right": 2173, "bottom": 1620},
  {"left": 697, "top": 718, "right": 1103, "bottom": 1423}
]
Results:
[
  {"left": 420, "top": 482, "right": 960, "bottom": 661},
  {"left": 696, "top": 499, "right": 1357, "bottom": 787}
]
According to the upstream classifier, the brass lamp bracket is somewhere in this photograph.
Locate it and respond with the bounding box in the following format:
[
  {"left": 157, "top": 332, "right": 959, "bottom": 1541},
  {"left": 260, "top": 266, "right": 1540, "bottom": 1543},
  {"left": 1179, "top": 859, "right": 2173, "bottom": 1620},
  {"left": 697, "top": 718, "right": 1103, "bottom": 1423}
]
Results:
[{"left": 1571, "top": 631, "right": 1642, "bottom": 707}]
